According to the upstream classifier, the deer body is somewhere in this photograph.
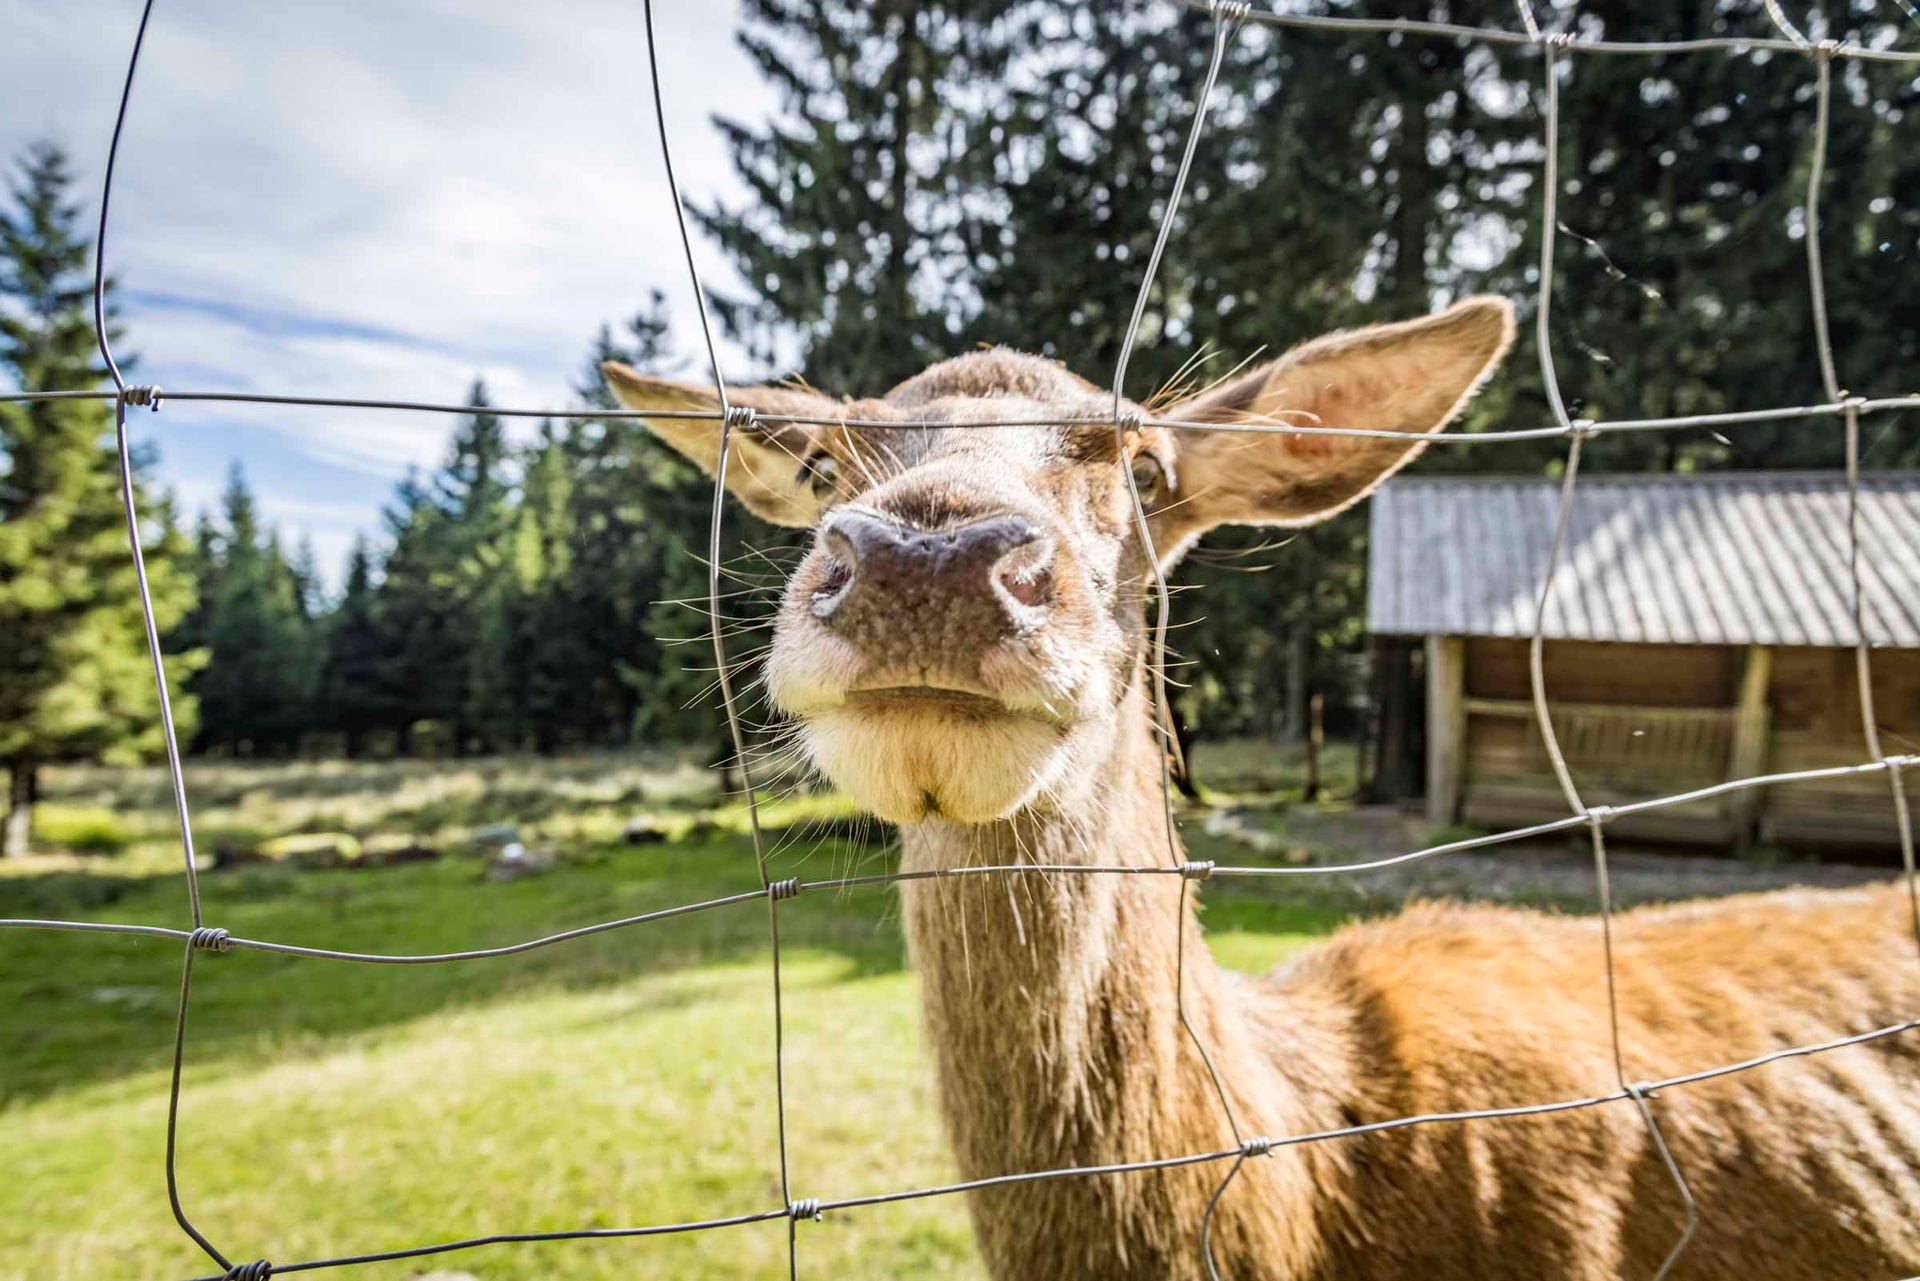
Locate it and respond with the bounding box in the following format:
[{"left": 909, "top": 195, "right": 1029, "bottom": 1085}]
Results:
[
  {"left": 606, "top": 298, "right": 1920, "bottom": 1279},
  {"left": 899, "top": 677, "right": 1920, "bottom": 1280}
]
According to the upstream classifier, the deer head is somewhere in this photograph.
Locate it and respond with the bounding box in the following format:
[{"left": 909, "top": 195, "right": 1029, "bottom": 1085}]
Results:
[{"left": 605, "top": 298, "right": 1513, "bottom": 827}]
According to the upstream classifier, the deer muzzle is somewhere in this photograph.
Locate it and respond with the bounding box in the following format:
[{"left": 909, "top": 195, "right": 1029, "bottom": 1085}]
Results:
[{"left": 811, "top": 510, "right": 1056, "bottom": 663}]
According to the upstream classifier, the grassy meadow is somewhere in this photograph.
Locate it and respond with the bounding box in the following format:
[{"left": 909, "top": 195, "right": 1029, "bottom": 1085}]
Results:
[{"left": 1, "top": 746, "right": 1354, "bottom": 1281}]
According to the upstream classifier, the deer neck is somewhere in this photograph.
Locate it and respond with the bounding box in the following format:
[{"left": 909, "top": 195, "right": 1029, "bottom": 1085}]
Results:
[{"left": 893, "top": 676, "right": 1338, "bottom": 1276}]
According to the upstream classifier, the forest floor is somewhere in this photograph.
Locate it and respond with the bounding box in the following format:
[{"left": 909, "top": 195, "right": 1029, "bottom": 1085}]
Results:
[{"left": 2, "top": 743, "right": 1904, "bottom": 1281}]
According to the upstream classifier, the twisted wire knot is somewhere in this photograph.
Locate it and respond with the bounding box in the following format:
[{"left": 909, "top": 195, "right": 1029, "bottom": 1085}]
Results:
[
  {"left": 1584, "top": 805, "right": 1615, "bottom": 827},
  {"left": 1114, "top": 407, "right": 1146, "bottom": 436},
  {"left": 1623, "top": 1080, "right": 1660, "bottom": 1102},
  {"left": 224, "top": 1260, "right": 271, "bottom": 1281},
  {"left": 768, "top": 878, "right": 802, "bottom": 902},
  {"left": 1180, "top": 860, "right": 1216, "bottom": 882},
  {"left": 1838, "top": 395, "right": 1869, "bottom": 414},
  {"left": 1814, "top": 39, "right": 1844, "bottom": 61},
  {"left": 1564, "top": 418, "right": 1598, "bottom": 441},
  {"left": 788, "top": 1198, "right": 822, "bottom": 1222},
  {"left": 1239, "top": 1136, "right": 1275, "bottom": 1158},
  {"left": 121, "top": 384, "right": 164, "bottom": 410},
  {"left": 1544, "top": 31, "right": 1578, "bottom": 52},
  {"left": 722, "top": 405, "right": 759, "bottom": 431},
  {"left": 188, "top": 926, "right": 232, "bottom": 953},
  {"left": 1208, "top": 0, "right": 1251, "bottom": 22}
]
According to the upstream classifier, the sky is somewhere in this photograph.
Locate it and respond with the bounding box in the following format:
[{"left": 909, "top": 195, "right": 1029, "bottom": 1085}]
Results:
[{"left": 2, "top": 0, "right": 779, "bottom": 585}]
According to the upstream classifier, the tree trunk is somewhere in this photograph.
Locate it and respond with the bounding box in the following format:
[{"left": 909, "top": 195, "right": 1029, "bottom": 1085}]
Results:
[
  {"left": 1304, "top": 692, "right": 1325, "bottom": 802},
  {"left": 708, "top": 737, "right": 742, "bottom": 798},
  {"left": 1363, "top": 637, "right": 1421, "bottom": 803},
  {"left": 4, "top": 758, "right": 37, "bottom": 859},
  {"left": 1388, "top": 79, "right": 1433, "bottom": 316},
  {"left": 1283, "top": 628, "right": 1309, "bottom": 741},
  {"left": 1170, "top": 708, "right": 1202, "bottom": 801}
]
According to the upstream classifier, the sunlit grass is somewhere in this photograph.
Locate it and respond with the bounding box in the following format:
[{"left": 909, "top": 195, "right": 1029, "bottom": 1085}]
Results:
[{"left": 2, "top": 750, "right": 1346, "bottom": 1281}]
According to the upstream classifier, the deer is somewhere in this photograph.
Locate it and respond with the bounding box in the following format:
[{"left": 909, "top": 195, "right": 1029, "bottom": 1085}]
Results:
[{"left": 603, "top": 296, "right": 1920, "bottom": 1281}]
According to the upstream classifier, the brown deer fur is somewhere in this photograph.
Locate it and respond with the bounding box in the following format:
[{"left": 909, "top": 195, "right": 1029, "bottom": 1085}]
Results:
[{"left": 606, "top": 297, "right": 1920, "bottom": 1280}]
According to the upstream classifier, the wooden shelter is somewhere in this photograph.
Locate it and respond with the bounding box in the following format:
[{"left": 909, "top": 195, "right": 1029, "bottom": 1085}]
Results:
[{"left": 1365, "top": 473, "right": 1920, "bottom": 851}]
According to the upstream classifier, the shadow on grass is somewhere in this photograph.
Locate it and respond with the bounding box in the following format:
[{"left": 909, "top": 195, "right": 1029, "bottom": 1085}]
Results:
[
  {"left": 5, "top": 768, "right": 1362, "bottom": 1110},
  {"left": 0, "top": 830, "right": 917, "bottom": 1107}
]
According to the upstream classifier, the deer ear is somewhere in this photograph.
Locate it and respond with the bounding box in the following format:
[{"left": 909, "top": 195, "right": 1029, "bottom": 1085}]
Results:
[
  {"left": 1157, "top": 297, "right": 1514, "bottom": 542},
  {"left": 601, "top": 362, "right": 840, "bottom": 527}
]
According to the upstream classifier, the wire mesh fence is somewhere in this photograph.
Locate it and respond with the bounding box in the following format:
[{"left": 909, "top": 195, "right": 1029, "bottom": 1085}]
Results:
[{"left": 3, "top": 1, "right": 1919, "bottom": 1278}]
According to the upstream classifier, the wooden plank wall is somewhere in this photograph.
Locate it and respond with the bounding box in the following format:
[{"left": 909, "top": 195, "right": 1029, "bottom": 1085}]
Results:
[
  {"left": 1763, "top": 646, "right": 1920, "bottom": 850},
  {"left": 1458, "top": 639, "right": 1738, "bottom": 841},
  {"left": 1449, "top": 637, "right": 1917, "bottom": 852}
]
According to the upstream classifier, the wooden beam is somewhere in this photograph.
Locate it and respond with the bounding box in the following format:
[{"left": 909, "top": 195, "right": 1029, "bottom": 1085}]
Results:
[
  {"left": 1426, "top": 635, "right": 1466, "bottom": 825},
  {"left": 1727, "top": 644, "right": 1773, "bottom": 850},
  {"left": 1460, "top": 696, "right": 1737, "bottom": 723}
]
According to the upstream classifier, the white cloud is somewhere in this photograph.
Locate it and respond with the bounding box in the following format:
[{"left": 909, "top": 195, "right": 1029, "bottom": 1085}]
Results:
[{"left": 2, "top": 0, "right": 782, "bottom": 584}]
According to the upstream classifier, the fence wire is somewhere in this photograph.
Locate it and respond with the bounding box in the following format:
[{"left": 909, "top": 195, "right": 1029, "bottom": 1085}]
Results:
[{"left": 3, "top": 1, "right": 1919, "bottom": 1279}]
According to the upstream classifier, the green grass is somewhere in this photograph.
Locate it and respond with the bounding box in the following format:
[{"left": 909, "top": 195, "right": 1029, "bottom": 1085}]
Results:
[
  {"left": 31, "top": 804, "right": 138, "bottom": 856},
  {"left": 1, "top": 753, "right": 1349, "bottom": 1281}
]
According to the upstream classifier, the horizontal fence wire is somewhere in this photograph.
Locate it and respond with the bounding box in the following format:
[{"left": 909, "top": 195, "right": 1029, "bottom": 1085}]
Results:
[
  {"left": 7, "top": 383, "right": 1918, "bottom": 445},
  {"left": 9, "top": 750, "right": 1915, "bottom": 952},
  {"left": 4, "top": 1, "right": 1919, "bottom": 1279},
  {"left": 7, "top": 754, "right": 1917, "bottom": 960}
]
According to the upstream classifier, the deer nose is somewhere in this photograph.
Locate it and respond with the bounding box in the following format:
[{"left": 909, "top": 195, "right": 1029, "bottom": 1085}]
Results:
[{"left": 812, "top": 510, "right": 1054, "bottom": 637}]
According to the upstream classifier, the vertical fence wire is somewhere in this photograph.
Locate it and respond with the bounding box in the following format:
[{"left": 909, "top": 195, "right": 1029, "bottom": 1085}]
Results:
[
  {"left": 638, "top": 0, "right": 803, "bottom": 1274},
  {"left": 93, "top": 0, "right": 201, "bottom": 924},
  {"left": 88, "top": 1, "right": 261, "bottom": 1274},
  {"left": 1796, "top": 43, "right": 1920, "bottom": 971},
  {"left": 1521, "top": 31, "right": 1697, "bottom": 1279},
  {"left": 1103, "top": 6, "right": 1259, "bottom": 1276}
]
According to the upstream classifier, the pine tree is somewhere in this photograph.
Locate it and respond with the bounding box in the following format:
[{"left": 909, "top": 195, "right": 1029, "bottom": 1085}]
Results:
[
  {"left": 287, "top": 535, "right": 321, "bottom": 624},
  {"left": 319, "top": 538, "right": 388, "bottom": 757},
  {"left": 559, "top": 303, "right": 696, "bottom": 745},
  {"left": 1511, "top": 0, "right": 1920, "bottom": 475},
  {"left": 439, "top": 383, "right": 519, "bottom": 750},
  {"left": 0, "top": 140, "right": 198, "bottom": 855},
  {"left": 189, "top": 465, "right": 319, "bottom": 756},
  {"left": 371, "top": 468, "right": 456, "bottom": 752},
  {"left": 512, "top": 418, "right": 598, "bottom": 751},
  {"left": 698, "top": 0, "right": 1017, "bottom": 391},
  {"left": 371, "top": 383, "right": 522, "bottom": 753}
]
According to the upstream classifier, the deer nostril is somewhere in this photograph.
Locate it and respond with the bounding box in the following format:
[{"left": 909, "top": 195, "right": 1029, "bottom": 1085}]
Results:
[
  {"left": 817, "top": 556, "right": 852, "bottom": 596},
  {"left": 997, "top": 562, "right": 1053, "bottom": 609},
  {"left": 811, "top": 553, "right": 855, "bottom": 617}
]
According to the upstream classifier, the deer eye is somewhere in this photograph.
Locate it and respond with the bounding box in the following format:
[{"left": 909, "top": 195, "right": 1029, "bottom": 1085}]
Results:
[
  {"left": 806, "top": 454, "right": 841, "bottom": 503},
  {"left": 1128, "top": 453, "right": 1167, "bottom": 510}
]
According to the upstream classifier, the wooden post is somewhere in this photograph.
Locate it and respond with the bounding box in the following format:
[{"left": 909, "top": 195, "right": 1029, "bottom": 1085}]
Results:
[
  {"left": 1364, "top": 638, "right": 1419, "bottom": 802},
  {"left": 1727, "top": 644, "right": 1773, "bottom": 849},
  {"left": 1426, "top": 635, "right": 1467, "bottom": 825},
  {"left": 4, "top": 758, "right": 36, "bottom": 860},
  {"left": 1304, "top": 693, "right": 1325, "bottom": 802}
]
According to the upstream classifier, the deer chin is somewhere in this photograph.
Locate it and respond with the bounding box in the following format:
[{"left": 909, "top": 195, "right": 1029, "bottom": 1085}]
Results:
[{"left": 797, "top": 694, "right": 1077, "bottom": 824}]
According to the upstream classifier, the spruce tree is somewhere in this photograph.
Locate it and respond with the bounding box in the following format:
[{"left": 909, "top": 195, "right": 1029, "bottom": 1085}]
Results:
[
  {"left": 190, "top": 466, "right": 319, "bottom": 756},
  {"left": 561, "top": 301, "right": 697, "bottom": 745},
  {"left": 372, "top": 468, "right": 456, "bottom": 752},
  {"left": 512, "top": 418, "right": 597, "bottom": 751},
  {"left": 319, "top": 538, "right": 388, "bottom": 757},
  {"left": 0, "top": 140, "right": 198, "bottom": 855},
  {"left": 440, "top": 383, "right": 518, "bottom": 750},
  {"left": 1512, "top": 0, "right": 1920, "bottom": 475},
  {"left": 374, "top": 382, "right": 520, "bottom": 753},
  {"left": 698, "top": 0, "right": 1017, "bottom": 391}
]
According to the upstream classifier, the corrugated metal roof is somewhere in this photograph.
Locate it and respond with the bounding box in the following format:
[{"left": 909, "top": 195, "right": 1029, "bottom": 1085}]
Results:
[{"left": 1366, "top": 472, "right": 1920, "bottom": 647}]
